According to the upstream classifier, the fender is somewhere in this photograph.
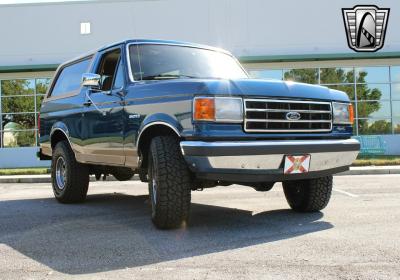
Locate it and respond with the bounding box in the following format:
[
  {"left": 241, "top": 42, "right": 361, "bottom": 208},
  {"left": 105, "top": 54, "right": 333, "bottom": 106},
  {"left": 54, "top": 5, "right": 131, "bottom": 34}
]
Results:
[
  {"left": 136, "top": 113, "right": 182, "bottom": 148},
  {"left": 50, "top": 122, "right": 74, "bottom": 152}
]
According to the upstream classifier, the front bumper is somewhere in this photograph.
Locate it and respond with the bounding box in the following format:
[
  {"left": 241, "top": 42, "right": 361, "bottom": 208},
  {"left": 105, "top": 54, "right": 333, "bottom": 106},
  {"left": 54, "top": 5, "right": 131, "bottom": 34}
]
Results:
[{"left": 180, "top": 139, "right": 360, "bottom": 183}]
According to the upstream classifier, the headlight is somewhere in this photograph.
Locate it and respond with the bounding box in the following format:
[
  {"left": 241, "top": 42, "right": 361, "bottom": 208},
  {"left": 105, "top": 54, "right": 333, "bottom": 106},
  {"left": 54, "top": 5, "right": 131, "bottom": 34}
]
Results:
[
  {"left": 333, "top": 102, "right": 354, "bottom": 124},
  {"left": 193, "top": 96, "right": 243, "bottom": 122}
]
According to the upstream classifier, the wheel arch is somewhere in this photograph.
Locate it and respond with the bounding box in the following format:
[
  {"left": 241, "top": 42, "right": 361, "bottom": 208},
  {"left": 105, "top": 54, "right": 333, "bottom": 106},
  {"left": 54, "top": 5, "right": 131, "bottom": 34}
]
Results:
[
  {"left": 50, "top": 123, "right": 74, "bottom": 152},
  {"left": 137, "top": 118, "right": 182, "bottom": 169}
]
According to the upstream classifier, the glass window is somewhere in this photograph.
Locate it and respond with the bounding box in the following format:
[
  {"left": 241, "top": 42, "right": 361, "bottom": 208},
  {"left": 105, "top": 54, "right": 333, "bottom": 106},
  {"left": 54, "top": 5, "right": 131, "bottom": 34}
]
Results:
[
  {"left": 249, "top": 69, "right": 282, "bottom": 80},
  {"left": 325, "top": 84, "right": 355, "bottom": 100},
  {"left": 390, "top": 66, "right": 400, "bottom": 83},
  {"left": 50, "top": 58, "right": 91, "bottom": 97},
  {"left": 97, "top": 49, "right": 121, "bottom": 91},
  {"left": 36, "top": 78, "right": 51, "bottom": 95},
  {"left": 391, "top": 83, "right": 400, "bottom": 100},
  {"left": 113, "top": 61, "right": 125, "bottom": 89},
  {"left": 320, "top": 67, "right": 354, "bottom": 84},
  {"left": 2, "top": 114, "right": 35, "bottom": 130},
  {"left": 358, "top": 119, "right": 392, "bottom": 135},
  {"left": 129, "top": 44, "right": 248, "bottom": 81},
  {"left": 1, "top": 79, "right": 35, "bottom": 96},
  {"left": 2, "top": 130, "right": 36, "bottom": 148},
  {"left": 356, "top": 67, "right": 389, "bottom": 83},
  {"left": 283, "top": 68, "right": 318, "bottom": 84},
  {"left": 392, "top": 101, "right": 400, "bottom": 118},
  {"left": 1, "top": 96, "right": 35, "bottom": 113},
  {"left": 356, "top": 84, "right": 390, "bottom": 101},
  {"left": 357, "top": 101, "right": 391, "bottom": 119},
  {"left": 393, "top": 119, "right": 400, "bottom": 134}
]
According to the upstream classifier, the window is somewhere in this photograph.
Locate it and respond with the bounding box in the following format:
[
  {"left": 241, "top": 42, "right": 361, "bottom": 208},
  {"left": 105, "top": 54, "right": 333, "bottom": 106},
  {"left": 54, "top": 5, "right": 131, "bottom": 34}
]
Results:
[
  {"left": 97, "top": 49, "right": 121, "bottom": 91},
  {"left": 1, "top": 78, "right": 51, "bottom": 148},
  {"left": 129, "top": 44, "right": 248, "bottom": 81},
  {"left": 283, "top": 69, "right": 318, "bottom": 84},
  {"left": 113, "top": 61, "right": 125, "bottom": 89},
  {"left": 249, "top": 69, "right": 282, "bottom": 80},
  {"left": 356, "top": 67, "right": 389, "bottom": 83},
  {"left": 320, "top": 68, "right": 354, "bottom": 84},
  {"left": 50, "top": 58, "right": 91, "bottom": 97},
  {"left": 80, "top": 22, "right": 91, "bottom": 35}
]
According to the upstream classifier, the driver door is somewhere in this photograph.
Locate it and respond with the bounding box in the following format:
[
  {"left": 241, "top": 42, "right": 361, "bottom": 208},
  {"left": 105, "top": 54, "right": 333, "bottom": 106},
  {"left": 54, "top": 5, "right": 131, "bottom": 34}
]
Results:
[{"left": 81, "top": 47, "right": 125, "bottom": 165}]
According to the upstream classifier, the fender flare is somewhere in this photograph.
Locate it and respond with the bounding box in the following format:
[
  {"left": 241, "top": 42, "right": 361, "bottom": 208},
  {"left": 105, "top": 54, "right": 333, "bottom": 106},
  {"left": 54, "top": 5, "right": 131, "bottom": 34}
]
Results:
[
  {"left": 50, "top": 122, "right": 74, "bottom": 151},
  {"left": 136, "top": 114, "right": 182, "bottom": 148}
]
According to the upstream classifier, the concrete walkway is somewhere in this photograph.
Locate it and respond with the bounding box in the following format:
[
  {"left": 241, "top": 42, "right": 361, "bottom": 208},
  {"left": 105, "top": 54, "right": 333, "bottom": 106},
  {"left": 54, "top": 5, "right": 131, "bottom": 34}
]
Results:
[{"left": 0, "top": 167, "right": 399, "bottom": 184}]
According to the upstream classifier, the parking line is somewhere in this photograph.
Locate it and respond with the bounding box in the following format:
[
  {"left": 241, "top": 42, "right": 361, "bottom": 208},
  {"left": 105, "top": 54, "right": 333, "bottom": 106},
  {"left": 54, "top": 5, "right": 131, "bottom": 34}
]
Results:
[{"left": 333, "top": 188, "right": 359, "bottom": 198}]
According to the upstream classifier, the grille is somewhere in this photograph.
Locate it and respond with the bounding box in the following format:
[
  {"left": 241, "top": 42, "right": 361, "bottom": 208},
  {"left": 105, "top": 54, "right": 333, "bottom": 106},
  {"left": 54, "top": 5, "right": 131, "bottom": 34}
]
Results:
[{"left": 244, "top": 99, "right": 332, "bottom": 133}]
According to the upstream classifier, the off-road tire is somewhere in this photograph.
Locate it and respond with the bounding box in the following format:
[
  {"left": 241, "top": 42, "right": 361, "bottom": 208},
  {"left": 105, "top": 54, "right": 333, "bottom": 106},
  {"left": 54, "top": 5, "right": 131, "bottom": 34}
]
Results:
[
  {"left": 282, "top": 176, "right": 333, "bottom": 212},
  {"left": 111, "top": 167, "right": 135, "bottom": 181},
  {"left": 52, "top": 140, "right": 89, "bottom": 203},
  {"left": 148, "top": 136, "right": 191, "bottom": 229}
]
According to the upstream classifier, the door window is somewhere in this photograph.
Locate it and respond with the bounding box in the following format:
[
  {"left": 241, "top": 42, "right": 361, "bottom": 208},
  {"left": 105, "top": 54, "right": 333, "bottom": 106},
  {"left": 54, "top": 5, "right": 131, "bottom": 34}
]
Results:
[
  {"left": 97, "top": 49, "right": 121, "bottom": 91},
  {"left": 113, "top": 60, "right": 125, "bottom": 89}
]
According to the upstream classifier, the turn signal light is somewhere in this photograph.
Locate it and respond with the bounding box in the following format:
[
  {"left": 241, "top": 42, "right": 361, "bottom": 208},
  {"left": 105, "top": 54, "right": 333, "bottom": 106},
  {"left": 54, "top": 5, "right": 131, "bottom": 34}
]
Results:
[
  {"left": 349, "top": 103, "right": 354, "bottom": 124},
  {"left": 194, "top": 98, "right": 215, "bottom": 121}
]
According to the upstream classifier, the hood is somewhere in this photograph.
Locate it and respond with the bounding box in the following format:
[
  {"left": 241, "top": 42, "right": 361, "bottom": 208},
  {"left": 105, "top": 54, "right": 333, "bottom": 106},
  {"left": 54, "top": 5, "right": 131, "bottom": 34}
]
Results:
[{"left": 134, "top": 78, "right": 350, "bottom": 102}]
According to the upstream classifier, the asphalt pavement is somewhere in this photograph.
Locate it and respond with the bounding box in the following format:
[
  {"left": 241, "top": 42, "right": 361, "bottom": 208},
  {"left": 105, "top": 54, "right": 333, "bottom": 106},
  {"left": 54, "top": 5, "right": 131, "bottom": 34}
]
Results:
[{"left": 0, "top": 175, "right": 399, "bottom": 279}]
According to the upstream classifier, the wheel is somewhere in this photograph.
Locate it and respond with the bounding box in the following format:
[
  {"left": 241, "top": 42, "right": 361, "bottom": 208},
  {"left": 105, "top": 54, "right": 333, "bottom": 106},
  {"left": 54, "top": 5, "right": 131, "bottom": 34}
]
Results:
[
  {"left": 282, "top": 176, "right": 333, "bottom": 212},
  {"left": 51, "top": 140, "right": 89, "bottom": 203},
  {"left": 110, "top": 167, "right": 135, "bottom": 181},
  {"left": 148, "top": 136, "right": 192, "bottom": 229}
]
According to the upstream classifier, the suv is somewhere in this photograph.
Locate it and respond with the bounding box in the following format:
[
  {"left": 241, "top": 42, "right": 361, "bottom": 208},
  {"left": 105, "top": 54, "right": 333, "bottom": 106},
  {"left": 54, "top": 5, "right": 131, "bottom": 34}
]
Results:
[{"left": 39, "top": 39, "right": 360, "bottom": 229}]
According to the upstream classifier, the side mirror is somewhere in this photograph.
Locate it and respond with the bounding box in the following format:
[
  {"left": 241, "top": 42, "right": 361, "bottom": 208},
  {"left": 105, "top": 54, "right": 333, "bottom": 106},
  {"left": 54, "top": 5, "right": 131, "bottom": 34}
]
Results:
[{"left": 81, "top": 73, "right": 101, "bottom": 88}]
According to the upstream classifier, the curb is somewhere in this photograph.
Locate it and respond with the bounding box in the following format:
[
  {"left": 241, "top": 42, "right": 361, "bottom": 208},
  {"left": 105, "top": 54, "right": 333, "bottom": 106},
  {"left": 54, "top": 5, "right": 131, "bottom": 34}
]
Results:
[{"left": 1, "top": 167, "right": 400, "bottom": 183}]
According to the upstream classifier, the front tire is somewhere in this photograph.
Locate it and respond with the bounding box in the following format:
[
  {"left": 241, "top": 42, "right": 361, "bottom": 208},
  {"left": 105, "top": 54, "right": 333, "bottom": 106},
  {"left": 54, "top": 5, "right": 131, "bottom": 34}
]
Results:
[
  {"left": 148, "top": 136, "right": 191, "bottom": 229},
  {"left": 52, "top": 140, "right": 89, "bottom": 203},
  {"left": 282, "top": 176, "right": 333, "bottom": 212}
]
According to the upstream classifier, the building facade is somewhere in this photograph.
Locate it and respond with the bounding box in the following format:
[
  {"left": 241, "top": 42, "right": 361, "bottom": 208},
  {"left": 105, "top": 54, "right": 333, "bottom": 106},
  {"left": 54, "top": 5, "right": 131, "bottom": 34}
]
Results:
[{"left": 0, "top": 0, "right": 399, "bottom": 168}]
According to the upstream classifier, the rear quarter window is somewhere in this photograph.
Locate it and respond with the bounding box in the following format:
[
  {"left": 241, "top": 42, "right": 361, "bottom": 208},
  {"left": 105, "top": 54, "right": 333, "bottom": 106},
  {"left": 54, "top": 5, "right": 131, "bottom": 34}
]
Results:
[{"left": 49, "top": 58, "right": 91, "bottom": 97}]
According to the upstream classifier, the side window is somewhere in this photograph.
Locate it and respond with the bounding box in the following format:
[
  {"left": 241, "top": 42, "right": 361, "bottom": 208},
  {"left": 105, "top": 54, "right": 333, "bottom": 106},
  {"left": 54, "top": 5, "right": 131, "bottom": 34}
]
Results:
[
  {"left": 50, "top": 58, "right": 91, "bottom": 97},
  {"left": 96, "top": 49, "right": 121, "bottom": 91},
  {"left": 113, "top": 60, "right": 125, "bottom": 89}
]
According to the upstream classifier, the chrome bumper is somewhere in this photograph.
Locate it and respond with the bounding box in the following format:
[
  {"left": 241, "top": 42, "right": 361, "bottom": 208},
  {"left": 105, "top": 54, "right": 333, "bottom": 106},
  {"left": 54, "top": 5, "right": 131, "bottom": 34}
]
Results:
[{"left": 180, "top": 139, "right": 360, "bottom": 182}]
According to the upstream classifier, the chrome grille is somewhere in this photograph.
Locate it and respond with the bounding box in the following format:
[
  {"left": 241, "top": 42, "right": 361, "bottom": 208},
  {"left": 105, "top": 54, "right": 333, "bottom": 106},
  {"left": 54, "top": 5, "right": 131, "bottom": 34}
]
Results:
[{"left": 244, "top": 99, "right": 332, "bottom": 133}]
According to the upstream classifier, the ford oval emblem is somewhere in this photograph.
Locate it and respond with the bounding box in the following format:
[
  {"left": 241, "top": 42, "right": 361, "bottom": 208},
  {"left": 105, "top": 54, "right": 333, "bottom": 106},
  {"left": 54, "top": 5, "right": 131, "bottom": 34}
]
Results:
[{"left": 286, "top": 111, "right": 301, "bottom": 121}]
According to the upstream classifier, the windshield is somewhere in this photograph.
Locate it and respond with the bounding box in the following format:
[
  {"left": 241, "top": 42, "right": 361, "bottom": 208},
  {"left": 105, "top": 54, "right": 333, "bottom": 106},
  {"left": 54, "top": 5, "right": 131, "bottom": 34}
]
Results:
[{"left": 128, "top": 44, "right": 248, "bottom": 81}]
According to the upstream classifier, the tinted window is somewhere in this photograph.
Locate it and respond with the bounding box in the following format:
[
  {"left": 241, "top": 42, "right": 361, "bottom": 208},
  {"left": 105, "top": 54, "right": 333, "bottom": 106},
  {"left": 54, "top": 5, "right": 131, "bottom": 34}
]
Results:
[{"left": 51, "top": 58, "right": 91, "bottom": 97}]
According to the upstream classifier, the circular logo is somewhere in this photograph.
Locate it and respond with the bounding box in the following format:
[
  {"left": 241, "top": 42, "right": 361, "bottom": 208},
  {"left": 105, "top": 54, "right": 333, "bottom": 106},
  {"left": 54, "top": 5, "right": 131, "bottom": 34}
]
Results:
[{"left": 286, "top": 111, "right": 301, "bottom": 121}]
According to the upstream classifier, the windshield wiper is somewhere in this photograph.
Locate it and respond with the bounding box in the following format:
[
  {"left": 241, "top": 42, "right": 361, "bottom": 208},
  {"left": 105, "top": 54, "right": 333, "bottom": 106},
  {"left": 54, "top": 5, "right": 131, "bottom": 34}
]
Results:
[{"left": 141, "top": 74, "right": 198, "bottom": 80}]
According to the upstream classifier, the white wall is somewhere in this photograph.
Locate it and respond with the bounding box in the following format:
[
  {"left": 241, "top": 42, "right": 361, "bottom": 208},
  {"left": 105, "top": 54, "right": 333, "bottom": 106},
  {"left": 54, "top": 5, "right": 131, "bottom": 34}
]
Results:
[{"left": 0, "top": 0, "right": 399, "bottom": 66}]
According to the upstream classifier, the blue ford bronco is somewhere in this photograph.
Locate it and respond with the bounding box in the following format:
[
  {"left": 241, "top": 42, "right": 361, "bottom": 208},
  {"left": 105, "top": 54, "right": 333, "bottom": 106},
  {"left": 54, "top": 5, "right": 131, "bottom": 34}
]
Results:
[{"left": 39, "top": 39, "right": 360, "bottom": 229}]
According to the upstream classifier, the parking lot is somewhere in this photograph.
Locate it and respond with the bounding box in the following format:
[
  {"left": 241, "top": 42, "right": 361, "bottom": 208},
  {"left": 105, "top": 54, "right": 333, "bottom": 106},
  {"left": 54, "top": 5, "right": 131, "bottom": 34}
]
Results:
[{"left": 0, "top": 175, "right": 399, "bottom": 279}]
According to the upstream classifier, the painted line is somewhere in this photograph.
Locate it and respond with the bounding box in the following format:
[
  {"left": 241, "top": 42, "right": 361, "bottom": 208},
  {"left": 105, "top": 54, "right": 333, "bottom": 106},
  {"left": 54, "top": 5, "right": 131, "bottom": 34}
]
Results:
[{"left": 333, "top": 188, "right": 359, "bottom": 198}]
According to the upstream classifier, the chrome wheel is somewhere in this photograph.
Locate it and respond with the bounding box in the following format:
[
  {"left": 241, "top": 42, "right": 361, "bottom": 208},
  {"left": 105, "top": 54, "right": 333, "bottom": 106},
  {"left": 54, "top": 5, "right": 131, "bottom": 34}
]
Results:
[{"left": 55, "top": 156, "right": 67, "bottom": 190}]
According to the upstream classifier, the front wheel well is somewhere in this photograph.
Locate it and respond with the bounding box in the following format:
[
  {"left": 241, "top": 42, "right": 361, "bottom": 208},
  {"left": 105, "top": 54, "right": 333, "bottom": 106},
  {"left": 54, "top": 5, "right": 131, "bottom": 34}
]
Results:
[{"left": 138, "top": 124, "right": 180, "bottom": 170}]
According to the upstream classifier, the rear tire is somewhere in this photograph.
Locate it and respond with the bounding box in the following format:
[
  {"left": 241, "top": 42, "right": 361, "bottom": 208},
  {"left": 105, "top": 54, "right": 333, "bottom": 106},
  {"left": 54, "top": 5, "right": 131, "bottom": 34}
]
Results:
[
  {"left": 282, "top": 176, "right": 333, "bottom": 212},
  {"left": 51, "top": 140, "right": 89, "bottom": 203},
  {"left": 148, "top": 136, "right": 191, "bottom": 229}
]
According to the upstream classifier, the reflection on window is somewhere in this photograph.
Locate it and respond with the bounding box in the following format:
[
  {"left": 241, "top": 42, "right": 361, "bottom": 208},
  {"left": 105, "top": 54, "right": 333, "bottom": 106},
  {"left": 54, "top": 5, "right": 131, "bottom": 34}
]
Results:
[
  {"left": 1, "top": 77, "right": 51, "bottom": 148},
  {"left": 1, "top": 96, "right": 35, "bottom": 113},
  {"left": 283, "top": 69, "right": 318, "bottom": 84},
  {"left": 320, "top": 68, "right": 354, "bottom": 84},
  {"left": 2, "top": 130, "right": 36, "bottom": 147},
  {"left": 1, "top": 79, "right": 35, "bottom": 96},
  {"left": 358, "top": 119, "right": 392, "bottom": 135},
  {"left": 392, "top": 101, "right": 400, "bottom": 118},
  {"left": 357, "top": 84, "right": 390, "bottom": 101},
  {"left": 391, "top": 83, "right": 400, "bottom": 100},
  {"left": 249, "top": 69, "right": 282, "bottom": 80},
  {"left": 356, "top": 67, "right": 389, "bottom": 83},
  {"left": 357, "top": 101, "right": 391, "bottom": 119},
  {"left": 394, "top": 119, "right": 400, "bottom": 134}
]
